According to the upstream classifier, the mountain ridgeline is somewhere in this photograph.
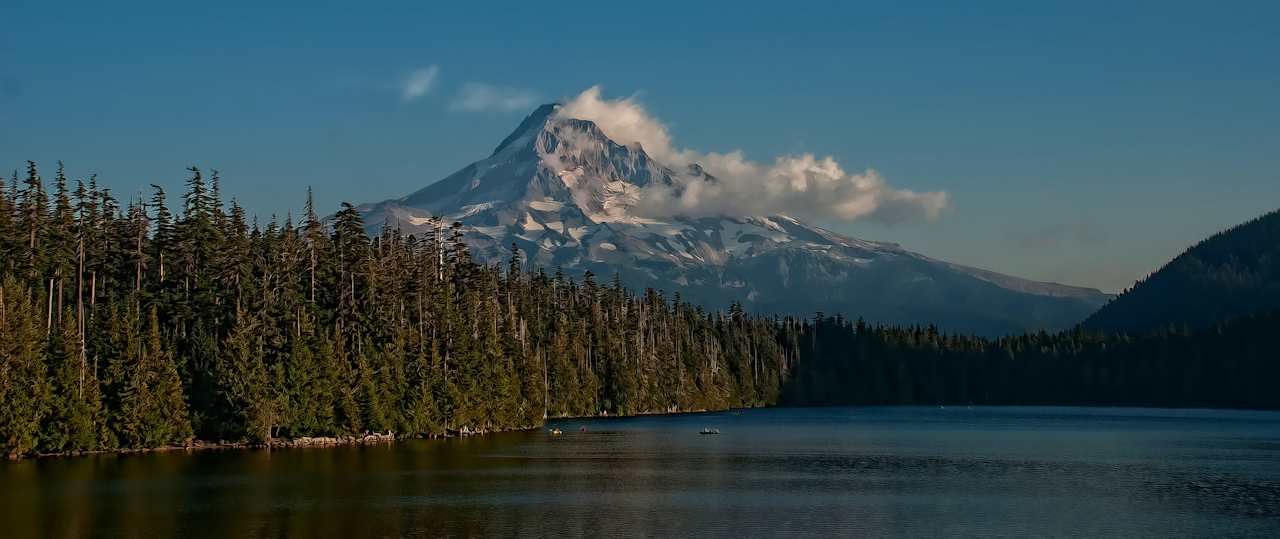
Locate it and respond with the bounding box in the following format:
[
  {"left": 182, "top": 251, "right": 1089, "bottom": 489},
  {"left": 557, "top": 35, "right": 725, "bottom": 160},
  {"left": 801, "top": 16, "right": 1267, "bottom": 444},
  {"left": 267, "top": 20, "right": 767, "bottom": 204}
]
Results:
[
  {"left": 355, "top": 104, "right": 1111, "bottom": 336},
  {"left": 1084, "top": 209, "right": 1280, "bottom": 332}
]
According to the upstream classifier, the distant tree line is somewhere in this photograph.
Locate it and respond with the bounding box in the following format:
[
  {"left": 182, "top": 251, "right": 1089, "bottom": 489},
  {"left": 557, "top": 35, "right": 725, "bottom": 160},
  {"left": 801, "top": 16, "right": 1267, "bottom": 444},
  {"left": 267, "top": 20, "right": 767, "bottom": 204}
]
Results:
[
  {"left": 0, "top": 162, "right": 784, "bottom": 457},
  {"left": 782, "top": 312, "right": 1279, "bottom": 409}
]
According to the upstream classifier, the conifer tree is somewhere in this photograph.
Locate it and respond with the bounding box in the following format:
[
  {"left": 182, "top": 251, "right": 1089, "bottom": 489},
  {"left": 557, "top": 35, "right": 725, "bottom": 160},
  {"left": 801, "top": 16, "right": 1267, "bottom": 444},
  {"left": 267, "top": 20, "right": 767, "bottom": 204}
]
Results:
[
  {"left": 116, "top": 307, "right": 192, "bottom": 448},
  {"left": 0, "top": 277, "right": 52, "bottom": 456},
  {"left": 42, "top": 308, "right": 107, "bottom": 452},
  {"left": 219, "top": 308, "right": 278, "bottom": 442}
]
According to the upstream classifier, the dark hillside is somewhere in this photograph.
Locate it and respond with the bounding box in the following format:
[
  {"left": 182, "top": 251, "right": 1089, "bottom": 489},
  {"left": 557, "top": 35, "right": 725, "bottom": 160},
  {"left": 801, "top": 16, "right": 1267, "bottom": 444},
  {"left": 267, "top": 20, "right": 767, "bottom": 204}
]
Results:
[{"left": 1085, "top": 209, "right": 1280, "bottom": 332}]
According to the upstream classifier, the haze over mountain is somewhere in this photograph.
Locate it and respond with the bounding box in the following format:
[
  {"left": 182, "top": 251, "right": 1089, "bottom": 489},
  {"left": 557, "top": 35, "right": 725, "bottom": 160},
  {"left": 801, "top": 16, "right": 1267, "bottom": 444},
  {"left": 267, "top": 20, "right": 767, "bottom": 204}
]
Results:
[
  {"left": 1085, "top": 209, "right": 1280, "bottom": 332},
  {"left": 355, "top": 91, "right": 1110, "bottom": 335}
]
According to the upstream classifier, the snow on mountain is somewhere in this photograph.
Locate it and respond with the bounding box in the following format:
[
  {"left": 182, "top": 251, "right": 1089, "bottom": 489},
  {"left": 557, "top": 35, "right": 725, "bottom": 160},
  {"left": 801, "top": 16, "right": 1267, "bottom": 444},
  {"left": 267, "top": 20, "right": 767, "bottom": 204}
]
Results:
[{"left": 355, "top": 104, "right": 1110, "bottom": 335}]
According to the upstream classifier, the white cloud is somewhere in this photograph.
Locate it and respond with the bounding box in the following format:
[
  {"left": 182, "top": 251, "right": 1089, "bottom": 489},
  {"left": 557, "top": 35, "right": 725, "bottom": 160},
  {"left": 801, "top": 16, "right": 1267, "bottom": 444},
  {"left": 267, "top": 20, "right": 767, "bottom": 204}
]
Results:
[
  {"left": 401, "top": 66, "right": 440, "bottom": 102},
  {"left": 555, "top": 86, "right": 950, "bottom": 224},
  {"left": 451, "top": 83, "right": 538, "bottom": 112}
]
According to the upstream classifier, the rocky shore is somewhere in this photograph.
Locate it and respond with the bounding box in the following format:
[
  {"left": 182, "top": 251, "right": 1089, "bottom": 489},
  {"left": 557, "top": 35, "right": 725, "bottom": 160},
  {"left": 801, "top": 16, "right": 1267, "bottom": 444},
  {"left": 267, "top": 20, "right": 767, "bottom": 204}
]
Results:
[{"left": 266, "top": 432, "right": 398, "bottom": 449}]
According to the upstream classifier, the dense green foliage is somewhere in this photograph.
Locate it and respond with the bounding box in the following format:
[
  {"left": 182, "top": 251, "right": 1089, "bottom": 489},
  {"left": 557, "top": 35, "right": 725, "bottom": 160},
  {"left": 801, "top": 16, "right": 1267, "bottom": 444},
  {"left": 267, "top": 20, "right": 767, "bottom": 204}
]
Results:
[
  {"left": 783, "top": 311, "right": 1280, "bottom": 409},
  {"left": 3, "top": 162, "right": 1276, "bottom": 459},
  {"left": 0, "top": 163, "right": 785, "bottom": 457},
  {"left": 1085, "top": 209, "right": 1280, "bottom": 331}
]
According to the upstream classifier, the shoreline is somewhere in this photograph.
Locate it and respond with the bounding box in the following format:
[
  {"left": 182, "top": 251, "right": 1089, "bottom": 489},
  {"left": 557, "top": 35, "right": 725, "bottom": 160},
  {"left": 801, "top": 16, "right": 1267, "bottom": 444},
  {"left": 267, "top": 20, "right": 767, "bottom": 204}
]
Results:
[
  {"left": 16, "top": 403, "right": 1274, "bottom": 460},
  {"left": 17, "top": 428, "right": 523, "bottom": 461},
  {"left": 14, "top": 404, "right": 773, "bottom": 461}
]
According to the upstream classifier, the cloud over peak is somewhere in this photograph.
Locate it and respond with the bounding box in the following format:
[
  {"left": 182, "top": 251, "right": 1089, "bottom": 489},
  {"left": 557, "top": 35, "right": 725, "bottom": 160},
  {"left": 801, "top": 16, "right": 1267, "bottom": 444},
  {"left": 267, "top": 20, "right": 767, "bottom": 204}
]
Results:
[
  {"left": 555, "top": 86, "right": 950, "bottom": 225},
  {"left": 451, "top": 83, "right": 538, "bottom": 112}
]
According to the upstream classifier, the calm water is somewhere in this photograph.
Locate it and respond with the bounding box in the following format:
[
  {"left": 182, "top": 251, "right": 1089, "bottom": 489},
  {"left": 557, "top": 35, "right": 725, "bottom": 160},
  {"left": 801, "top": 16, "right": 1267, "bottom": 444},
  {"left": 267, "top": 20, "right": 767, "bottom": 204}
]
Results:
[{"left": 3, "top": 407, "right": 1280, "bottom": 538}]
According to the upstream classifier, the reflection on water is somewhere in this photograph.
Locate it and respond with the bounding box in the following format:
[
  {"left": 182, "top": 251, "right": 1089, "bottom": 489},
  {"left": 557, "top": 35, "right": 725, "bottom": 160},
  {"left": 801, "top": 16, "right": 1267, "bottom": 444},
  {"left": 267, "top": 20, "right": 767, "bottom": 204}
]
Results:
[{"left": 3, "top": 407, "right": 1279, "bottom": 537}]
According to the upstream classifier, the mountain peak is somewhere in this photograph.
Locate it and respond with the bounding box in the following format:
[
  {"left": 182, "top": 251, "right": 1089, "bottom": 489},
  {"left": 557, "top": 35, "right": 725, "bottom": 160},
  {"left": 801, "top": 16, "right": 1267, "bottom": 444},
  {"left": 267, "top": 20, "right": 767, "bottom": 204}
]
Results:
[
  {"left": 490, "top": 103, "right": 560, "bottom": 156},
  {"left": 354, "top": 104, "right": 1110, "bottom": 335}
]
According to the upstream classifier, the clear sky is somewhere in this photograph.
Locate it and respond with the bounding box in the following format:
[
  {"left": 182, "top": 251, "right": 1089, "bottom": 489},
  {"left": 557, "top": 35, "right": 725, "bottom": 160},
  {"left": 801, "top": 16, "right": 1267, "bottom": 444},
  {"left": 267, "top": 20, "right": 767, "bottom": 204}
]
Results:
[{"left": 4, "top": 1, "right": 1277, "bottom": 292}]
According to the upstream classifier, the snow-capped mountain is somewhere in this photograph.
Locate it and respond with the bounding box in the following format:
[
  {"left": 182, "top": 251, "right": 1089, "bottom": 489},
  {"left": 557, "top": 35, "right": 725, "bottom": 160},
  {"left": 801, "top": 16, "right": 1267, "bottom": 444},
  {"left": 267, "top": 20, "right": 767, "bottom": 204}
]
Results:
[{"left": 355, "top": 104, "right": 1110, "bottom": 335}]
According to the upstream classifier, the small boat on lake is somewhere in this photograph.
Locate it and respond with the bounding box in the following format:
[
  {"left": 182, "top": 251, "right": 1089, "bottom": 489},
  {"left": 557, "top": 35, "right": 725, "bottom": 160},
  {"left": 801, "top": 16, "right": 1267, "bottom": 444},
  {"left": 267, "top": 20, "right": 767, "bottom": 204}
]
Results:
[
  {"left": 700, "top": 428, "right": 720, "bottom": 435},
  {"left": 549, "top": 428, "right": 562, "bottom": 436}
]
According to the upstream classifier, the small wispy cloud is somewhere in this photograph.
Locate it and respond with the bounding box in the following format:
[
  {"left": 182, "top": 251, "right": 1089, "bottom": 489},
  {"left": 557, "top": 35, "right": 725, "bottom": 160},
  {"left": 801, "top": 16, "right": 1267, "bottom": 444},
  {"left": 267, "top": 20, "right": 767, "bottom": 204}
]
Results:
[
  {"left": 450, "top": 83, "right": 538, "bottom": 112},
  {"left": 1011, "top": 222, "right": 1106, "bottom": 251},
  {"left": 401, "top": 66, "right": 440, "bottom": 102}
]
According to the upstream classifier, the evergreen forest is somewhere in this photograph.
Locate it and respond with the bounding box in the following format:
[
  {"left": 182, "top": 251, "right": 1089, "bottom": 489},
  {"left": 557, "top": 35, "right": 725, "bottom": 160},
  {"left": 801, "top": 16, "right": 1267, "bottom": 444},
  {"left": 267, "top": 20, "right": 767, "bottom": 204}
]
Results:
[{"left": 1, "top": 162, "right": 1276, "bottom": 458}]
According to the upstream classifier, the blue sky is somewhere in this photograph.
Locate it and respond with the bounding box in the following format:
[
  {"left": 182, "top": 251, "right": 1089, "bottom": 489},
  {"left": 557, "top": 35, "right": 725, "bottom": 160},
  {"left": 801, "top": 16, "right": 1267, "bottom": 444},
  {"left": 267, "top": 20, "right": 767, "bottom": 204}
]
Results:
[{"left": 3, "top": 1, "right": 1277, "bottom": 292}]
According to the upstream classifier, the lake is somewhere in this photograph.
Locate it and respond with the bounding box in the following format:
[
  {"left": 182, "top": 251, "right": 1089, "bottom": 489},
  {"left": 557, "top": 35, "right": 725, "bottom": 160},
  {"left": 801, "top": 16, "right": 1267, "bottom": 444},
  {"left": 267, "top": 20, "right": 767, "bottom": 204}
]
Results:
[{"left": 3, "top": 406, "right": 1279, "bottom": 537}]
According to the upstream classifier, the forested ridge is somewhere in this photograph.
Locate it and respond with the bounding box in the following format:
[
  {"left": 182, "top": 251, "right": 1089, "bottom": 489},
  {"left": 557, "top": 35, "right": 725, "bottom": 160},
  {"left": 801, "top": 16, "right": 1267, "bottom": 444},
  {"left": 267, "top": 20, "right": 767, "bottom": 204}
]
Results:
[
  {"left": 1085, "top": 208, "right": 1280, "bottom": 331},
  {"left": 0, "top": 162, "right": 786, "bottom": 458}
]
